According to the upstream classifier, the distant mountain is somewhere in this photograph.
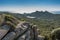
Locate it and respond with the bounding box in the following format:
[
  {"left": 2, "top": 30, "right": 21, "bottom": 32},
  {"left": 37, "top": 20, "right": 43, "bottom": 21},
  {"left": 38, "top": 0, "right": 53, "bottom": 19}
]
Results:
[
  {"left": 23, "top": 11, "right": 60, "bottom": 21},
  {"left": 24, "top": 11, "right": 54, "bottom": 19},
  {"left": 52, "top": 11, "right": 60, "bottom": 14},
  {"left": 0, "top": 11, "right": 60, "bottom": 20}
]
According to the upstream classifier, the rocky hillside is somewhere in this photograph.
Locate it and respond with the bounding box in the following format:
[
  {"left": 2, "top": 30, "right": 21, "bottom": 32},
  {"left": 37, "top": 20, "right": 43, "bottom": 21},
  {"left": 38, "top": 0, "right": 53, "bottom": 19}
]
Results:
[{"left": 0, "top": 11, "right": 60, "bottom": 40}]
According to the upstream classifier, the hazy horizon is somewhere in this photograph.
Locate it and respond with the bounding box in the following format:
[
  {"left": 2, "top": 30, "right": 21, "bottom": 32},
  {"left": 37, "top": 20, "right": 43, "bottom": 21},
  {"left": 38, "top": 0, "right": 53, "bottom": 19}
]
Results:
[{"left": 0, "top": 0, "right": 60, "bottom": 13}]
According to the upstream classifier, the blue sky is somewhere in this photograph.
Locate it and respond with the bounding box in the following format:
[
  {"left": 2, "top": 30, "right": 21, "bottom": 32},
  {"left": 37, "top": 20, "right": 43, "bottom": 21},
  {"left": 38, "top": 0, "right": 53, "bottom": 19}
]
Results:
[{"left": 0, "top": 0, "right": 60, "bottom": 13}]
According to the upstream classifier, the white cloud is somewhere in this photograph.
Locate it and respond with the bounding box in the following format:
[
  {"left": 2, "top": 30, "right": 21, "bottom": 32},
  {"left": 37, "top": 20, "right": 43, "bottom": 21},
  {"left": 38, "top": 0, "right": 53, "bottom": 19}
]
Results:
[{"left": 0, "top": 6, "right": 60, "bottom": 14}]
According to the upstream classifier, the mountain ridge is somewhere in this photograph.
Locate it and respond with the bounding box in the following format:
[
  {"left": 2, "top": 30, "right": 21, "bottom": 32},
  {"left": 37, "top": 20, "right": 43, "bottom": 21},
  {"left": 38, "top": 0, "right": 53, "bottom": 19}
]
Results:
[{"left": 0, "top": 11, "right": 60, "bottom": 20}]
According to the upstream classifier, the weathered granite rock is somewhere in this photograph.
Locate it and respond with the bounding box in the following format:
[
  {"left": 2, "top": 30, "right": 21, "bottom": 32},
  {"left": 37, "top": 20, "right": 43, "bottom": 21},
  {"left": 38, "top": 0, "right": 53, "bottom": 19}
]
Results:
[
  {"left": 2, "top": 25, "right": 10, "bottom": 30},
  {"left": 0, "top": 14, "right": 41, "bottom": 40},
  {"left": 0, "top": 25, "right": 10, "bottom": 40},
  {"left": 17, "top": 29, "right": 31, "bottom": 40},
  {"left": 0, "top": 22, "right": 40, "bottom": 40},
  {"left": 2, "top": 32, "right": 16, "bottom": 40},
  {"left": 14, "top": 28, "right": 23, "bottom": 38},
  {"left": 17, "top": 35, "right": 26, "bottom": 40},
  {"left": 0, "top": 29, "right": 8, "bottom": 40},
  {"left": 14, "top": 22, "right": 32, "bottom": 40},
  {"left": 25, "top": 30, "right": 31, "bottom": 40},
  {"left": 14, "top": 27, "right": 29, "bottom": 40},
  {"left": 14, "top": 22, "right": 30, "bottom": 38}
]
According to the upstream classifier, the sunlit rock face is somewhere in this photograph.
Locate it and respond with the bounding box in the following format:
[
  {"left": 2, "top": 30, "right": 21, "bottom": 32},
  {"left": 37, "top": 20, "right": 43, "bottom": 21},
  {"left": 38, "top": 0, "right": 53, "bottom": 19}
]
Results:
[
  {"left": 2, "top": 32, "right": 16, "bottom": 40},
  {"left": 0, "top": 22, "right": 44, "bottom": 40},
  {"left": 25, "top": 30, "right": 31, "bottom": 40},
  {"left": 0, "top": 29, "right": 8, "bottom": 40},
  {"left": 14, "top": 22, "right": 31, "bottom": 40},
  {"left": 14, "top": 22, "right": 30, "bottom": 37},
  {"left": 14, "top": 28, "right": 23, "bottom": 37},
  {"left": 17, "top": 35, "right": 26, "bottom": 40},
  {"left": 17, "top": 30, "right": 30, "bottom": 40},
  {"left": 0, "top": 25, "right": 10, "bottom": 40}
]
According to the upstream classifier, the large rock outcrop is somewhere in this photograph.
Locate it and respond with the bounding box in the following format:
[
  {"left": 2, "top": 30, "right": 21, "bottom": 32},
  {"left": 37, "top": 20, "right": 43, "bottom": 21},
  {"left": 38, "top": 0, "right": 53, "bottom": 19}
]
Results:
[{"left": 0, "top": 14, "right": 45, "bottom": 40}]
